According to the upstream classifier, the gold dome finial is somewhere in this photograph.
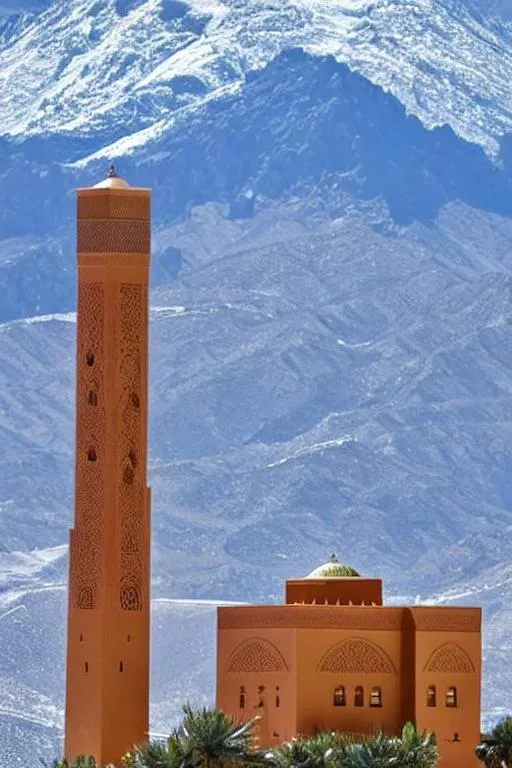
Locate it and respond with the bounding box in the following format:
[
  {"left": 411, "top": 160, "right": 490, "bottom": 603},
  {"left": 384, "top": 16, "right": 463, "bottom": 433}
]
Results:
[{"left": 94, "top": 165, "right": 130, "bottom": 189}]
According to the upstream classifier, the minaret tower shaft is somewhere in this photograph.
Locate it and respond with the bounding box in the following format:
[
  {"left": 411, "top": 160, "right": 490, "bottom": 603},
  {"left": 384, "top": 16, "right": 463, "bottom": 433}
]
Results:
[{"left": 65, "top": 169, "right": 151, "bottom": 766}]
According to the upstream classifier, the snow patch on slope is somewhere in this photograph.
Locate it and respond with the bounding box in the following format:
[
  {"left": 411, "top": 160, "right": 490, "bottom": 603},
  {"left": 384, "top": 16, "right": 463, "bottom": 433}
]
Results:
[{"left": 1, "top": 0, "right": 512, "bottom": 153}]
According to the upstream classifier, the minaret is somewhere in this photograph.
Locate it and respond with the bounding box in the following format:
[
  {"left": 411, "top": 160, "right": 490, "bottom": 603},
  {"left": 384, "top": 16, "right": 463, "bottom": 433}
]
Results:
[{"left": 65, "top": 167, "right": 151, "bottom": 766}]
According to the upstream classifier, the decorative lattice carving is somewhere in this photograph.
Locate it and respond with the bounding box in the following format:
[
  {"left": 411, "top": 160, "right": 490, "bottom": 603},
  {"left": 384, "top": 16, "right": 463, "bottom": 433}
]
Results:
[
  {"left": 318, "top": 637, "right": 396, "bottom": 674},
  {"left": 410, "top": 609, "right": 481, "bottom": 633},
  {"left": 71, "top": 282, "right": 105, "bottom": 611},
  {"left": 78, "top": 253, "right": 150, "bottom": 267},
  {"left": 78, "top": 220, "right": 150, "bottom": 254},
  {"left": 219, "top": 607, "right": 403, "bottom": 631},
  {"left": 121, "top": 584, "right": 142, "bottom": 611},
  {"left": 78, "top": 194, "right": 150, "bottom": 221},
  {"left": 424, "top": 643, "right": 475, "bottom": 674},
  {"left": 226, "top": 639, "right": 288, "bottom": 673},
  {"left": 118, "top": 283, "right": 145, "bottom": 610}
]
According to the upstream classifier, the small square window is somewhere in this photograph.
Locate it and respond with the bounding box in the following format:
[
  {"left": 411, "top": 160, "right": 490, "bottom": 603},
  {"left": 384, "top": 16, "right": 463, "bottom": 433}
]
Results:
[
  {"left": 370, "top": 687, "right": 382, "bottom": 707},
  {"left": 446, "top": 687, "right": 458, "bottom": 708}
]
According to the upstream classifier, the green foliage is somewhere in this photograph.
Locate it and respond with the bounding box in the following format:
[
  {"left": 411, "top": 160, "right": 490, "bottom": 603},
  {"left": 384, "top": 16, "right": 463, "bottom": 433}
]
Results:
[
  {"left": 43, "top": 758, "right": 99, "bottom": 768},
  {"left": 123, "top": 704, "right": 265, "bottom": 768},
  {"left": 49, "top": 718, "right": 439, "bottom": 768},
  {"left": 271, "top": 732, "right": 347, "bottom": 768},
  {"left": 398, "top": 722, "right": 438, "bottom": 767},
  {"left": 270, "top": 723, "right": 438, "bottom": 768},
  {"left": 476, "top": 716, "right": 512, "bottom": 768},
  {"left": 342, "top": 731, "right": 401, "bottom": 768}
]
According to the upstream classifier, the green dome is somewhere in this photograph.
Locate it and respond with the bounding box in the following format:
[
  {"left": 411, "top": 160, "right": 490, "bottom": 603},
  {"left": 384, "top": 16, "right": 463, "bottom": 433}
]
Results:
[{"left": 306, "top": 555, "right": 360, "bottom": 579}]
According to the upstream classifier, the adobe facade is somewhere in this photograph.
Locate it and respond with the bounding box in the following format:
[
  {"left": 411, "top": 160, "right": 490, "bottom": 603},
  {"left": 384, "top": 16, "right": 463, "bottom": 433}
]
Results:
[
  {"left": 217, "top": 558, "right": 481, "bottom": 768},
  {"left": 65, "top": 169, "right": 151, "bottom": 767}
]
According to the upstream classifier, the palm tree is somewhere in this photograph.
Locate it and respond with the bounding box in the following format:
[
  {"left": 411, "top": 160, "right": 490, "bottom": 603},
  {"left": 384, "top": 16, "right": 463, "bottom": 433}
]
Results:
[
  {"left": 178, "top": 704, "right": 265, "bottom": 768},
  {"left": 398, "top": 722, "right": 438, "bottom": 767},
  {"left": 122, "top": 738, "right": 184, "bottom": 768},
  {"left": 342, "top": 731, "right": 400, "bottom": 768},
  {"left": 476, "top": 717, "right": 512, "bottom": 768},
  {"left": 271, "top": 732, "right": 346, "bottom": 768},
  {"left": 123, "top": 705, "right": 264, "bottom": 768}
]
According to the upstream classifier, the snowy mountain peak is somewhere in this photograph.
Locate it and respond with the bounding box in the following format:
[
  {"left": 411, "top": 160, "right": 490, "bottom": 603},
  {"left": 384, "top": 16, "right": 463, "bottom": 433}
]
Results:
[{"left": 1, "top": 0, "right": 512, "bottom": 155}]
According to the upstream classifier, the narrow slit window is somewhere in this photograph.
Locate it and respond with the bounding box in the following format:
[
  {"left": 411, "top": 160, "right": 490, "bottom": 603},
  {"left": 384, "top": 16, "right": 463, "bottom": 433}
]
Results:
[
  {"left": 88, "top": 391, "right": 98, "bottom": 406},
  {"left": 87, "top": 448, "right": 97, "bottom": 462},
  {"left": 79, "top": 634, "right": 84, "bottom": 642},
  {"left": 86, "top": 352, "right": 95, "bottom": 367},
  {"left": 127, "top": 634, "right": 131, "bottom": 643},
  {"left": 85, "top": 662, "right": 89, "bottom": 673},
  {"left": 239, "top": 686, "right": 245, "bottom": 709},
  {"left": 370, "top": 687, "right": 382, "bottom": 707},
  {"left": 120, "top": 661, "right": 124, "bottom": 673},
  {"left": 354, "top": 686, "right": 364, "bottom": 707},
  {"left": 333, "top": 686, "right": 346, "bottom": 707},
  {"left": 427, "top": 686, "right": 436, "bottom": 707},
  {"left": 276, "top": 686, "right": 280, "bottom": 708},
  {"left": 446, "top": 687, "right": 458, "bottom": 708}
]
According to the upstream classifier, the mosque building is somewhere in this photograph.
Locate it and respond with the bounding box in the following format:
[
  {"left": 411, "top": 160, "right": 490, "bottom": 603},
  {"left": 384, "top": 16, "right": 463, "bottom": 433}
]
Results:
[
  {"left": 64, "top": 172, "right": 482, "bottom": 768},
  {"left": 217, "top": 555, "right": 481, "bottom": 768}
]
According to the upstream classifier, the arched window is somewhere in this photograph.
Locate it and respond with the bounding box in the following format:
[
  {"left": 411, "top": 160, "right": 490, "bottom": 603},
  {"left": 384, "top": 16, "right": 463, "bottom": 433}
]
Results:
[
  {"left": 123, "top": 465, "right": 134, "bottom": 484},
  {"left": 446, "top": 687, "right": 458, "bottom": 708},
  {"left": 370, "top": 687, "right": 382, "bottom": 707},
  {"left": 427, "top": 686, "right": 436, "bottom": 707},
  {"left": 354, "top": 686, "right": 364, "bottom": 707},
  {"left": 333, "top": 686, "right": 346, "bottom": 707},
  {"left": 88, "top": 391, "right": 98, "bottom": 406},
  {"left": 87, "top": 448, "right": 97, "bottom": 462},
  {"left": 239, "top": 686, "right": 245, "bottom": 709},
  {"left": 86, "top": 352, "right": 95, "bottom": 367}
]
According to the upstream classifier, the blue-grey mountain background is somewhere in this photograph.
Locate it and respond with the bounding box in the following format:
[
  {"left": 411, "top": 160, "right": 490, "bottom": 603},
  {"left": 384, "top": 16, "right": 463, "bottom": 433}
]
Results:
[{"left": 1, "top": 0, "right": 512, "bottom": 764}]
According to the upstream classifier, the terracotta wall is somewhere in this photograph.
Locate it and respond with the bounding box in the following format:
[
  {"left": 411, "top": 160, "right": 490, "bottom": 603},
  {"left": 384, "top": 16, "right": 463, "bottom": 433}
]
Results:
[
  {"left": 295, "top": 627, "right": 403, "bottom": 736},
  {"left": 217, "top": 624, "right": 297, "bottom": 745}
]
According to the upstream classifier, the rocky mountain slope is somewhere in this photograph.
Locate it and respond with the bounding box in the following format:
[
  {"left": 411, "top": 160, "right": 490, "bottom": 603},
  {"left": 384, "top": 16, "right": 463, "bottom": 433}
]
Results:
[{"left": 1, "top": 0, "right": 512, "bottom": 763}]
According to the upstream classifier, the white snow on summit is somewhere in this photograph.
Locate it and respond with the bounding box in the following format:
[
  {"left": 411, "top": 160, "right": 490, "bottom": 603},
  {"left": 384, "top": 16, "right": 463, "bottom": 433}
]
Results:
[{"left": 1, "top": 0, "right": 512, "bottom": 153}]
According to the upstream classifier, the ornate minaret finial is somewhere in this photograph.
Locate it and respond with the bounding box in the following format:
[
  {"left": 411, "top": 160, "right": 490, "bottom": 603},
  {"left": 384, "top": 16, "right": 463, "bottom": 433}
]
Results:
[
  {"left": 108, "top": 163, "right": 117, "bottom": 178},
  {"left": 330, "top": 553, "right": 339, "bottom": 563}
]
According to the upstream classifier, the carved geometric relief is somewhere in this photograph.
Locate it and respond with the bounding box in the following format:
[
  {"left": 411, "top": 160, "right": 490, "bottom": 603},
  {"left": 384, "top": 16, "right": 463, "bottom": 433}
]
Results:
[
  {"left": 78, "top": 194, "right": 150, "bottom": 221},
  {"left": 226, "top": 639, "right": 288, "bottom": 673},
  {"left": 71, "top": 282, "right": 105, "bottom": 611},
  {"left": 78, "top": 220, "right": 150, "bottom": 254},
  {"left": 119, "top": 283, "right": 145, "bottom": 611},
  {"left": 318, "top": 637, "right": 396, "bottom": 674},
  {"left": 424, "top": 643, "right": 475, "bottom": 674},
  {"left": 120, "top": 584, "right": 142, "bottom": 611}
]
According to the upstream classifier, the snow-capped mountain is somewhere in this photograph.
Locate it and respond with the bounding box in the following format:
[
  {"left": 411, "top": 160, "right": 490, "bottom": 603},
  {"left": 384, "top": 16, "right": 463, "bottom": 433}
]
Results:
[
  {"left": 1, "top": 0, "right": 512, "bottom": 153},
  {"left": 1, "top": 0, "right": 512, "bottom": 763}
]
